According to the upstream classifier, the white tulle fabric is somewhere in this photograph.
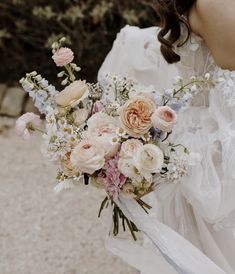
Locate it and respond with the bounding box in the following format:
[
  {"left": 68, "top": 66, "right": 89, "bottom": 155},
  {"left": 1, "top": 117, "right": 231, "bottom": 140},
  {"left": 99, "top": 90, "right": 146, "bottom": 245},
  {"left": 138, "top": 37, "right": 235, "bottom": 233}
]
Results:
[{"left": 98, "top": 25, "right": 235, "bottom": 274}]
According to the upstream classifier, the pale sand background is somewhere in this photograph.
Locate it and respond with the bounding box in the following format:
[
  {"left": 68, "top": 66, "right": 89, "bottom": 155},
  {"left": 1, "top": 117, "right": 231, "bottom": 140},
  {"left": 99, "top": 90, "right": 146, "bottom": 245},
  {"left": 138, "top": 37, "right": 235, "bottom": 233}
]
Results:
[{"left": 0, "top": 118, "right": 138, "bottom": 274}]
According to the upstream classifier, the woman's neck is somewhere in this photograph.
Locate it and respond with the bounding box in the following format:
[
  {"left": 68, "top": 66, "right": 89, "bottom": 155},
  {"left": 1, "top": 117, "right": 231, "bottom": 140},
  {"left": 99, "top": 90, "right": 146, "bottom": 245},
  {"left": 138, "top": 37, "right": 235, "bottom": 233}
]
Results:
[{"left": 188, "top": 0, "right": 235, "bottom": 70}]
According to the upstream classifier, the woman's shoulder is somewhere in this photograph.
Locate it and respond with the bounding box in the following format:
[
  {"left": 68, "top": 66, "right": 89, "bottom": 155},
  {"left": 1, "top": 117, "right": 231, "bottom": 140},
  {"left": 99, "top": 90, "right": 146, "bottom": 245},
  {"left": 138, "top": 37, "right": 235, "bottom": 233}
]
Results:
[{"left": 98, "top": 25, "right": 178, "bottom": 90}]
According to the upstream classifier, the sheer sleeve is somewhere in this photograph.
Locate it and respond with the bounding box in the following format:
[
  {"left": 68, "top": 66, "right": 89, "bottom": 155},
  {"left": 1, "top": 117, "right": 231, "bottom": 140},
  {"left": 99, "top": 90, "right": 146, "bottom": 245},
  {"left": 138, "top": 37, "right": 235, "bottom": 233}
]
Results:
[{"left": 98, "top": 25, "right": 178, "bottom": 91}]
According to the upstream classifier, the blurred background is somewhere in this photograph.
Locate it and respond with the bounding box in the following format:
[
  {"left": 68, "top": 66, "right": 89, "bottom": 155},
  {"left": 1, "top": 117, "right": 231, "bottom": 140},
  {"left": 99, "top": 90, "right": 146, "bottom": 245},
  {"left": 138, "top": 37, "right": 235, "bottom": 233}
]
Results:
[{"left": 0, "top": 1, "right": 158, "bottom": 273}]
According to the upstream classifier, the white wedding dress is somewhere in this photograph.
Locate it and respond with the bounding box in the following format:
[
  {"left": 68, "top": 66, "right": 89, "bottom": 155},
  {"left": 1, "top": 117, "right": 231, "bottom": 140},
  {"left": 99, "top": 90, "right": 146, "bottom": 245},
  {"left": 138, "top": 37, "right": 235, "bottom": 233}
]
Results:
[{"left": 98, "top": 25, "right": 235, "bottom": 274}]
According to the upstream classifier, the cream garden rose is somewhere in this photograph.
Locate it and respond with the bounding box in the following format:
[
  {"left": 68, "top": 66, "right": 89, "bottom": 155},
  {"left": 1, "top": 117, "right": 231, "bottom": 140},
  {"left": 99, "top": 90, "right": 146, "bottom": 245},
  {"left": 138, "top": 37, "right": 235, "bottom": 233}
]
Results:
[
  {"left": 71, "top": 140, "right": 105, "bottom": 175},
  {"left": 120, "top": 96, "right": 156, "bottom": 137},
  {"left": 134, "top": 144, "right": 164, "bottom": 180},
  {"left": 86, "top": 112, "right": 120, "bottom": 159},
  {"left": 56, "top": 80, "right": 89, "bottom": 107},
  {"left": 120, "top": 139, "right": 143, "bottom": 159},
  {"left": 151, "top": 106, "right": 177, "bottom": 133}
]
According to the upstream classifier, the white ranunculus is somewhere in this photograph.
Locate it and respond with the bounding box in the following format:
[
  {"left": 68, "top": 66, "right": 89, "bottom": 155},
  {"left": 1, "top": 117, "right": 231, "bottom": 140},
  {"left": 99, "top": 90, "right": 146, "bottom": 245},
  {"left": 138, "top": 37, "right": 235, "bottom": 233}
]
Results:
[
  {"left": 118, "top": 158, "right": 142, "bottom": 182},
  {"left": 134, "top": 144, "right": 164, "bottom": 180},
  {"left": 120, "top": 139, "right": 143, "bottom": 159},
  {"left": 55, "top": 80, "right": 89, "bottom": 107},
  {"left": 86, "top": 112, "right": 120, "bottom": 159},
  {"left": 71, "top": 140, "right": 105, "bottom": 175}
]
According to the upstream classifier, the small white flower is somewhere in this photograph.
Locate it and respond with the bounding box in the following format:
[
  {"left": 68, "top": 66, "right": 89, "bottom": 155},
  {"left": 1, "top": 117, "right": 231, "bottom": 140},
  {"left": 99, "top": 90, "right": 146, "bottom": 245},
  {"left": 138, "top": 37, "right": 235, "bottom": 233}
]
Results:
[
  {"left": 205, "top": 73, "right": 210, "bottom": 80},
  {"left": 57, "top": 71, "right": 65, "bottom": 78},
  {"left": 190, "top": 76, "right": 196, "bottom": 81},
  {"left": 61, "top": 78, "right": 68, "bottom": 86},
  {"left": 35, "top": 75, "right": 42, "bottom": 81},
  {"left": 174, "top": 76, "right": 183, "bottom": 83},
  {"left": 40, "top": 79, "right": 49, "bottom": 88},
  {"left": 191, "top": 84, "right": 197, "bottom": 92}
]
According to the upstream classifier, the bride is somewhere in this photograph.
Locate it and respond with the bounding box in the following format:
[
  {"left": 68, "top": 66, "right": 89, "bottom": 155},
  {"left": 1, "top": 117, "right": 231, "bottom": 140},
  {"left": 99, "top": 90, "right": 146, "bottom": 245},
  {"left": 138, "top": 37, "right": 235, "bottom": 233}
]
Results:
[{"left": 98, "top": 0, "right": 235, "bottom": 273}]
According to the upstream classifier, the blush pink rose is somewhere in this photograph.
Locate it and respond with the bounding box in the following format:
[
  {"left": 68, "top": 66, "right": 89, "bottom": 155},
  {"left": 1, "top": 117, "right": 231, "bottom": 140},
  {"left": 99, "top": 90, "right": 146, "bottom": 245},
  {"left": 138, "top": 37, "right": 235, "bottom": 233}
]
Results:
[
  {"left": 70, "top": 139, "right": 105, "bottom": 175},
  {"left": 52, "top": 47, "right": 74, "bottom": 67},
  {"left": 15, "top": 112, "right": 42, "bottom": 140},
  {"left": 151, "top": 106, "right": 177, "bottom": 132}
]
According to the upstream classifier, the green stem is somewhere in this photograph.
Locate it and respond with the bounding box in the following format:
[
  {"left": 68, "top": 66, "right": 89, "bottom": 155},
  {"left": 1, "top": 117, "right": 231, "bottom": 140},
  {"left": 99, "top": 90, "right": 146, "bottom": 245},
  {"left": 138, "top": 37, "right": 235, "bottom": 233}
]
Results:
[
  {"left": 98, "top": 196, "right": 109, "bottom": 218},
  {"left": 65, "top": 65, "right": 75, "bottom": 82},
  {"left": 125, "top": 217, "right": 137, "bottom": 241}
]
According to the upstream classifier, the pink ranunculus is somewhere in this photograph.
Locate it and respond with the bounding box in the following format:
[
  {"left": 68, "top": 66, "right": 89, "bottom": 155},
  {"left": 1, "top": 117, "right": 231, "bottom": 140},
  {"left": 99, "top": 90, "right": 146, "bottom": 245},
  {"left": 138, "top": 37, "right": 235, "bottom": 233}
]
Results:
[
  {"left": 52, "top": 47, "right": 74, "bottom": 67},
  {"left": 15, "top": 112, "right": 42, "bottom": 140},
  {"left": 151, "top": 106, "right": 177, "bottom": 133}
]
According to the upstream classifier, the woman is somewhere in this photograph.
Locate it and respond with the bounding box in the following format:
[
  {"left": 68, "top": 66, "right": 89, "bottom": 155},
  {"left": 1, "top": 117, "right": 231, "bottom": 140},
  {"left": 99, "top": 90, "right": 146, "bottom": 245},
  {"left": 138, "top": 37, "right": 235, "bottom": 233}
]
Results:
[{"left": 99, "top": 1, "right": 235, "bottom": 273}]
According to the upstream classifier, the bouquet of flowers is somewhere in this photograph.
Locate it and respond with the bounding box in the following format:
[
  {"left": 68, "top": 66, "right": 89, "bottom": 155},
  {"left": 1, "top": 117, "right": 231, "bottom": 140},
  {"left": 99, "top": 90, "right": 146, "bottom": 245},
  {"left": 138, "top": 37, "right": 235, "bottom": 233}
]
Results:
[{"left": 16, "top": 38, "right": 212, "bottom": 240}]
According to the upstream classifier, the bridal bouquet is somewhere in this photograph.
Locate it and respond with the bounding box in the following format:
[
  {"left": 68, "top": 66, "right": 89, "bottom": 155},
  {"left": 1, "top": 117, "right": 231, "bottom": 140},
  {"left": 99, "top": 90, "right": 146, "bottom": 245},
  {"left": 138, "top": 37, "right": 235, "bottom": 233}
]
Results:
[{"left": 16, "top": 38, "right": 212, "bottom": 240}]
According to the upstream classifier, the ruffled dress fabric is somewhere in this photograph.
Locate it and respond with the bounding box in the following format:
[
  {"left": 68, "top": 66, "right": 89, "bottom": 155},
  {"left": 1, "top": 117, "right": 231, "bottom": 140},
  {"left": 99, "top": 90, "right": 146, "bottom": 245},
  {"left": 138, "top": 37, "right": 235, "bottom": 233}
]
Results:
[{"left": 98, "top": 25, "right": 235, "bottom": 273}]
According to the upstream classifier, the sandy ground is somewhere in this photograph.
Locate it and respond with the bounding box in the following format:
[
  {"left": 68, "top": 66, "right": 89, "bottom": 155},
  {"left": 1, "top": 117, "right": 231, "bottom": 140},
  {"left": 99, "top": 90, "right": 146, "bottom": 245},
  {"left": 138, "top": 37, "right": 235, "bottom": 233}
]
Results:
[{"left": 0, "top": 117, "right": 138, "bottom": 274}]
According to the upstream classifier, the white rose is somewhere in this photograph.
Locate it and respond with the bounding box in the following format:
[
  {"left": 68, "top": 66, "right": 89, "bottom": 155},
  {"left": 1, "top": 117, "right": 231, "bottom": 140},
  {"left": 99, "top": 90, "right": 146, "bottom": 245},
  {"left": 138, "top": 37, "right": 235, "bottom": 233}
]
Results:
[
  {"left": 73, "top": 108, "right": 89, "bottom": 125},
  {"left": 86, "top": 112, "right": 120, "bottom": 158},
  {"left": 121, "top": 183, "right": 136, "bottom": 198},
  {"left": 71, "top": 140, "right": 105, "bottom": 175},
  {"left": 134, "top": 144, "right": 164, "bottom": 179},
  {"left": 120, "top": 139, "right": 143, "bottom": 159},
  {"left": 118, "top": 158, "right": 142, "bottom": 182},
  {"left": 56, "top": 80, "right": 89, "bottom": 107}
]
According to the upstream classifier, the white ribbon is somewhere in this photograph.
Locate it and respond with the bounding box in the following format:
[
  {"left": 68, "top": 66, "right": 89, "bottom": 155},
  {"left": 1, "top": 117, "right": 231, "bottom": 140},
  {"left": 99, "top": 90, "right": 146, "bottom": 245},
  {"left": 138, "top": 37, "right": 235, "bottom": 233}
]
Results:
[{"left": 107, "top": 195, "right": 226, "bottom": 274}]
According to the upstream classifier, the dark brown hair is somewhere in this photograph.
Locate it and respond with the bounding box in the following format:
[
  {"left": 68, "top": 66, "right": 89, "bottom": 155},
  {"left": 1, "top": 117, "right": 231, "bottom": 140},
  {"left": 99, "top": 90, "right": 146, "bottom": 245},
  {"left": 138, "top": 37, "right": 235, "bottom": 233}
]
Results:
[{"left": 153, "top": 0, "right": 196, "bottom": 63}]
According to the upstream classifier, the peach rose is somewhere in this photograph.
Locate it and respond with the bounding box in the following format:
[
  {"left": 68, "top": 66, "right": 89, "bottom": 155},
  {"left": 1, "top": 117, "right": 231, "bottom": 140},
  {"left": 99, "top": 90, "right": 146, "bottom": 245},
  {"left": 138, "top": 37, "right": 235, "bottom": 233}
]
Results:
[
  {"left": 71, "top": 140, "right": 105, "bottom": 175},
  {"left": 52, "top": 47, "right": 74, "bottom": 67},
  {"left": 56, "top": 80, "right": 89, "bottom": 107},
  {"left": 120, "top": 96, "right": 156, "bottom": 137},
  {"left": 151, "top": 106, "right": 177, "bottom": 133}
]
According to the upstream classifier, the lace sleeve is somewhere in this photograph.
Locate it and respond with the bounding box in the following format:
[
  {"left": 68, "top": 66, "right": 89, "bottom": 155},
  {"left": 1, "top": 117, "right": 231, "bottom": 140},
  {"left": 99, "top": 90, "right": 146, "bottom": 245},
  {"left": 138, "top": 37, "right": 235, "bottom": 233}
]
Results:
[
  {"left": 98, "top": 25, "right": 178, "bottom": 90},
  {"left": 175, "top": 28, "right": 215, "bottom": 79}
]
